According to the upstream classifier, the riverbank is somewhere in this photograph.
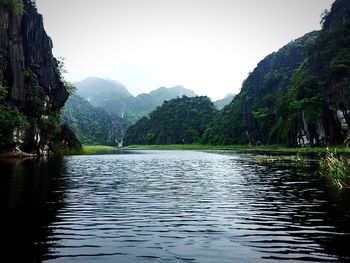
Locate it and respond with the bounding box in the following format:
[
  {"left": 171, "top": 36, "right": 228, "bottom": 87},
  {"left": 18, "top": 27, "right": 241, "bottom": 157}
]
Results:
[
  {"left": 125, "top": 144, "right": 350, "bottom": 154},
  {"left": 82, "top": 145, "right": 118, "bottom": 155},
  {"left": 0, "top": 148, "right": 35, "bottom": 159}
]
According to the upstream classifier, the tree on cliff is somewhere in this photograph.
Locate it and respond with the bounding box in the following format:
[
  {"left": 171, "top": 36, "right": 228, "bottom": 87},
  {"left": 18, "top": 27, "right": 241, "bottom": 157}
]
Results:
[
  {"left": 0, "top": 84, "right": 28, "bottom": 148},
  {"left": 0, "top": 0, "right": 81, "bottom": 155},
  {"left": 204, "top": 0, "right": 350, "bottom": 147}
]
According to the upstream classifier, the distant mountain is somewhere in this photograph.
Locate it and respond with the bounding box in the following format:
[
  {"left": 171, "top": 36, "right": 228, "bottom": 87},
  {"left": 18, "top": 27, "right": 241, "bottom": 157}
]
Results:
[
  {"left": 137, "top": 86, "right": 196, "bottom": 104},
  {"left": 75, "top": 77, "right": 196, "bottom": 123},
  {"left": 62, "top": 78, "right": 197, "bottom": 145},
  {"left": 214, "top": 93, "right": 236, "bottom": 109},
  {"left": 61, "top": 94, "right": 128, "bottom": 146},
  {"left": 75, "top": 77, "right": 132, "bottom": 118},
  {"left": 76, "top": 76, "right": 132, "bottom": 100},
  {"left": 127, "top": 86, "right": 196, "bottom": 121}
]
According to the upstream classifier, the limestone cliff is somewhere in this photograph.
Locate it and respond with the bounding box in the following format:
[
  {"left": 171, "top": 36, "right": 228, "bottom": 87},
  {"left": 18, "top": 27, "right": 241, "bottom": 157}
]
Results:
[
  {"left": 204, "top": 0, "right": 350, "bottom": 146},
  {"left": 0, "top": 0, "right": 81, "bottom": 155}
]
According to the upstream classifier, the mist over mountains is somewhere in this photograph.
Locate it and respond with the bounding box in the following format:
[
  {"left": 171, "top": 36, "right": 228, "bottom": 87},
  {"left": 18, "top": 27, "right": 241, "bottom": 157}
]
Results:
[
  {"left": 214, "top": 93, "right": 236, "bottom": 109},
  {"left": 74, "top": 77, "right": 196, "bottom": 121},
  {"left": 62, "top": 77, "right": 231, "bottom": 145}
]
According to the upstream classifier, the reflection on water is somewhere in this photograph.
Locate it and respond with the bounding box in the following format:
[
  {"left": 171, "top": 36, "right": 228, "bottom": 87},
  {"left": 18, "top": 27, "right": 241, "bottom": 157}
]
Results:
[
  {"left": 0, "top": 150, "right": 349, "bottom": 262},
  {"left": 0, "top": 157, "right": 68, "bottom": 262}
]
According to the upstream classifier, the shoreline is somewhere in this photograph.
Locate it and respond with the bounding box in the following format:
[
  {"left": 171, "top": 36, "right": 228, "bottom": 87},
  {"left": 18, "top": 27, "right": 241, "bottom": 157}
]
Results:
[
  {"left": 2, "top": 145, "right": 349, "bottom": 158},
  {"left": 124, "top": 144, "right": 350, "bottom": 155},
  {"left": 0, "top": 149, "right": 36, "bottom": 159}
]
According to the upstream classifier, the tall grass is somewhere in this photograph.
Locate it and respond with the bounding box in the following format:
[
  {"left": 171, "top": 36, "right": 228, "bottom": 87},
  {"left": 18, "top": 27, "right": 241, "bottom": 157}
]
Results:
[
  {"left": 126, "top": 144, "right": 350, "bottom": 154},
  {"left": 83, "top": 145, "right": 117, "bottom": 155},
  {"left": 254, "top": 153, "right": 309, "bottom": 168},
  {"left": 319, "top": 149, "right": 350, "bottom": 189}
]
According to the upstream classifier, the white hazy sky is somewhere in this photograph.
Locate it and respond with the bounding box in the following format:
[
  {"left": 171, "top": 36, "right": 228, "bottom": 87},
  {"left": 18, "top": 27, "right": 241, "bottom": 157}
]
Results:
[{"left": 36, "top": 0, "right": 334, "bottom": 100}]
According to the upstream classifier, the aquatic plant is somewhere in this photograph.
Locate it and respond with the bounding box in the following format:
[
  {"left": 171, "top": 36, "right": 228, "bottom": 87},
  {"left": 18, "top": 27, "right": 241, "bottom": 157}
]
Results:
[
  {"left": 83, "top": 145, "right": 118, "bottom": 155},
  {"left": 319, "top": 149, "right": 350, "bottom": 189},
  {"left": 254, "top": 153, "right": 309, "bottom": 168}
]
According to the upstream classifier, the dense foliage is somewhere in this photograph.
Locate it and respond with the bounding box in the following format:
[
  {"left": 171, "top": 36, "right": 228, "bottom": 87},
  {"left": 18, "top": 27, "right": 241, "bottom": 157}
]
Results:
[
  {"left": 204, "top": 32, "right": 318, "bottom": 145},
  {"left": 0, "top": 84, "right": 28, "bottom": 148},
  {"left": 61, "top": 94, "right": 128, "bottom": 145},
  {"left": 124, "top": 96, "right": 217, "bottom": 145},
  {"left": 205, "top": 0, "right": 350, "bottom": 146}
]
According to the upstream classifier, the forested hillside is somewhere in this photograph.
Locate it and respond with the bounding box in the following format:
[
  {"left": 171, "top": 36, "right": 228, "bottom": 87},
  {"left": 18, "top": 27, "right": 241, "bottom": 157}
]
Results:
[
  {"left": 124, "top": 96, "right": 217, "bottom": 145},
  {"left": 61, "top": 94, "right": 127, "bottom": 145},
  {"left": 204, "top": 0, "right": 350, "bottom": 146},
  {"left": 62, "top": 77, "right": 196, "bottom": 145},
  {"left": 124, "top": 0, "right": 350, "bottom": 147}
]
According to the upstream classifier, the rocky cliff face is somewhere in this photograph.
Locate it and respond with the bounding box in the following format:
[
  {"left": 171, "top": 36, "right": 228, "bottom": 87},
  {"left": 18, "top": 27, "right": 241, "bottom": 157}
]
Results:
[
  {"left": 0, "top": 0, "right": 80, "bottom": 155},
  {"left": 240, "top": 32, "right": 318, "bottom": 145},
  {"left": 0, "top": 0, "right": 68, "bottom": 107},
  {"left": 322, "top": 0, "right": 350, "bottom": 32},
  {"left": 244, "top": 12, "right": 350, "bottom": 147},
  {"left": 61, "top": 94, "right": 128, "bottom": 146},
  {"left": 286, "top": 0, "right": 350, "bottom": 146},
  {"left": 205, "top": 0, "right": 350, "bottom": 146}
]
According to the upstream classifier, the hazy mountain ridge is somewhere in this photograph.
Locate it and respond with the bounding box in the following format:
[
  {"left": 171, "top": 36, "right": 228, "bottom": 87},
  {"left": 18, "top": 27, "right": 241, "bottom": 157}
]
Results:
[
  {"left": 62, "top": 77, "right": 196, "bottom": 145},
  {"left": 74, "top": 77, "right": 196, "bottom": 122},
  {"left": 76, "top": 77, "right": 133, "bottom": 100},
  {"left": 214, "top": 93, "right": 236, "bottom": 109}
]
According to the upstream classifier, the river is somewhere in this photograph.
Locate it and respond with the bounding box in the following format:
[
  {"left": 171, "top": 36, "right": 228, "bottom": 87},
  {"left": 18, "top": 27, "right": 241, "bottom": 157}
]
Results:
[{"left": 0, "top": 150, "right": 349, "bottom": 262}]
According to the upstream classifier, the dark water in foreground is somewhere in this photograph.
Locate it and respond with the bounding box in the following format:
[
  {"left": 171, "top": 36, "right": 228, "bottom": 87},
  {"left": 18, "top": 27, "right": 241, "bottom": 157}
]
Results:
[{"left": 0, "top": 150, "right": 350, "bottom": 262}]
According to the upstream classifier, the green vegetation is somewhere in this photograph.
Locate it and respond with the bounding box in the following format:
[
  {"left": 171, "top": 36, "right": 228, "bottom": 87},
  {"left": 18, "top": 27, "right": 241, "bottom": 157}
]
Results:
[
  {"left": 202, "top": 1, "right": 350, "bottom": 147},
  {"left": 61, "top": 94, "right": 127, "bottom": 146},
  {"left": 62, "top": 78, "right": 197, "bottom": 146},
  {"left": 51, "top": 142, "right": 83, "bottom": 156},
  {"left": 83, "top": 145, "right": 118, "bottom": 155},
  {"left": 0, "top": 0, "right": 24, "bottom": 15},
  {"left": 63, "top": 81, "right": 77, "bottom": 95},
  {"left": 0, "top": 0, "right": 82, "bottom": 156},
  {"left": 203, "top": 32, "right": 320, "bottom": 146},
  {"left": 0, "top": 84, "right": 28, "bottom": 149},
  {"left": 254, "top": 154, "right": 308, "bottom": 168},
  {"left": 126, "top": 144, "right": 215, "bottom": 150},
  {"left": 319, "top": 150, "right": 350, "bottom": 189},
  {"left": 126, "top": 144, "right": 350, "bottom": 154},
  {"left": 73, "top": 77, "right": 196, "bottom": 124},
  {"left": 124, "top": 96, "right": 217, "bottom": 145}
]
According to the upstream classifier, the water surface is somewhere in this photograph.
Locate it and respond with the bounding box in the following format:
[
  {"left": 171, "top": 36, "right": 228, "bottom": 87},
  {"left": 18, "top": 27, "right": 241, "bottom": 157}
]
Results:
[{"left": 0, "top": 150, "right": 349, "bottom": 262}]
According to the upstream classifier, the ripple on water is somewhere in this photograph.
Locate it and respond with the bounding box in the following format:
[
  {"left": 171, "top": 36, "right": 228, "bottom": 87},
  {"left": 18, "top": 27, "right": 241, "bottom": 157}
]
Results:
[{"left": 1, "top": 150, "right": 350, "bottom": 262}]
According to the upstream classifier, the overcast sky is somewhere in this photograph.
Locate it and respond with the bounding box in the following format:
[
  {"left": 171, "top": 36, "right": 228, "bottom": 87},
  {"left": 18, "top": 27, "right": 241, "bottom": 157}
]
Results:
[{"left": 36, "top": 0, "right": 334, "bottom": 100}]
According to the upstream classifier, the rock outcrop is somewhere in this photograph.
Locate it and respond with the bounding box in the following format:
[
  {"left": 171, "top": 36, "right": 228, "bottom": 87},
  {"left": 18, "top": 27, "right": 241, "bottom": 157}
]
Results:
[
  {"left": 1, "top": 0, "right": 68, "bottom": 107},
  {"left": 0, "top": 0, "right": 80, "bottom": 155},
  {"left": 205, "top": 0, "right": 350, "bottom": 146}
]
